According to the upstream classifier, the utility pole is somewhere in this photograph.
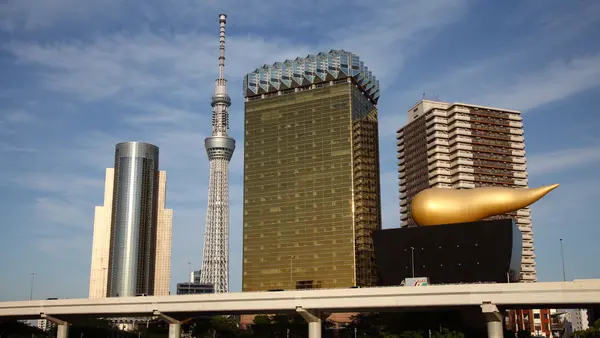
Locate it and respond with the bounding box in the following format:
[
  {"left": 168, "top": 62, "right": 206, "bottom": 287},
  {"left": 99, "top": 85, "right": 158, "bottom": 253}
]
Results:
[
  {"left": 410, "top": 247, "right": 415, "bottom": 278},
  {"left": 29, "top": 273, "right": 35, "bottom": 300},
  {"left": 289, "top": 255, "right": 294, "bottom": 289},
  {"left": 560, "top": 239, "right": 566, "bottom": 281},
  {"left": 188, "top": 262, "right": 192, "bottom": 294}
]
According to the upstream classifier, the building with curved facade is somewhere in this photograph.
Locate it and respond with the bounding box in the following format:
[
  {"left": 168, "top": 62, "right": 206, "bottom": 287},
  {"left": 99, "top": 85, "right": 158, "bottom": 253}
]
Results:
[
  {"left": 396, "top": 100, "right": 535, "bottom": 282},
  {"left": 88, "top": 142, "right": 172, "bottom": 298}
]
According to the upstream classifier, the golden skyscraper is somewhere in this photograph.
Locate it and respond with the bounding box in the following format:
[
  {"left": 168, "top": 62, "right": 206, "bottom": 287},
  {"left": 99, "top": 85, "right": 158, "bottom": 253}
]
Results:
[{"left": 242, "top": 50, "right": 382, "bottom": 291}]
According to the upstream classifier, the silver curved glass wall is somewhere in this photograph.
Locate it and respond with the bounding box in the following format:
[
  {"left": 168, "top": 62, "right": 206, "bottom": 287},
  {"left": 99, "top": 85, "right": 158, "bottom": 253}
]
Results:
[{"left": 107, "top": 142, "right": 159, "bottom": 297}]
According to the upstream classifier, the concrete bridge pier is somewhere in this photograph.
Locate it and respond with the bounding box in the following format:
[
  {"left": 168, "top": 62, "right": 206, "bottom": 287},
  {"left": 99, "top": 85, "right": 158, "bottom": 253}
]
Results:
[
  {"left": 41, "top": 314, "right": 69, "bottom": 338},
  {"left": 481, "top": 303, "right": 503, "bottom": 338},
  {"left": 297, "top": 307, "right": 329, "bottom": 338},
  {"left": 153, "top": 310, "right": 186, "bottom": 338}
]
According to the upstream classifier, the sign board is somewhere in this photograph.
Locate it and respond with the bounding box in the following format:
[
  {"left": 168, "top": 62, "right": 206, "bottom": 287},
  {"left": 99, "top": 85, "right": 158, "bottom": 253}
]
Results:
[{"left": 403, "top": 277, "right": 430, "bottom": 286}]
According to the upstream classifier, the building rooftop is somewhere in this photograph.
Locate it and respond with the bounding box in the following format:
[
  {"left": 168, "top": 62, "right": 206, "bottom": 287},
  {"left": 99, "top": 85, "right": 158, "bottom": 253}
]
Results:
[{"left": 243, "top": 49, "right": 380, "bottom": 103}]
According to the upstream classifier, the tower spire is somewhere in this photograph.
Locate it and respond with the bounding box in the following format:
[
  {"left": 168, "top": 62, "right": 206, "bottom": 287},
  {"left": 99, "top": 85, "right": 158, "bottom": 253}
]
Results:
[
  {"left": 199, "top": 14, "right": 236, "bottom": 293},
  {"left": 218, "top": 14, "right": 226, "bottom": 80}
]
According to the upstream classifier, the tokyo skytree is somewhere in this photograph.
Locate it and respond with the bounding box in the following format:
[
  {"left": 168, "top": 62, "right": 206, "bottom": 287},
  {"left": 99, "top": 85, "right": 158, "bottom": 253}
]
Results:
[{"left": 199, "top": 14, "right": 235, "bottom": 293}]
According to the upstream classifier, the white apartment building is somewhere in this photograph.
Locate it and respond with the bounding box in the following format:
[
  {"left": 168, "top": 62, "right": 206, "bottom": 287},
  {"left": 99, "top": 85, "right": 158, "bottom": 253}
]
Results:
[
  {"left": 397, "top": 99, "right": 535, "bottom": 282},
  {"left": 565, "top": 309, "right": 590, "bottom": 332}
]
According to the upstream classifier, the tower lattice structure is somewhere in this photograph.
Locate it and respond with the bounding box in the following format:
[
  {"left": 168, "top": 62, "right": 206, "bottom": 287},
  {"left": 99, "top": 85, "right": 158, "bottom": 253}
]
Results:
[{"left": 199, "top": 14, "right": 235, "bottom": 293}]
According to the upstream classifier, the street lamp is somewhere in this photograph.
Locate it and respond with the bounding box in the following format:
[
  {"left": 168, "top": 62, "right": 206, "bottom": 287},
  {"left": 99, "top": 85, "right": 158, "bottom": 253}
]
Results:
[
  {"left": 188, "top": 262, "right": 192, "bottom": 294},
  {"left": 560, "top": 239, "right": 566, "bottom": 281},
  {"left": 29, "top": 273, "right": 35, "bottom": 300},
  {"left": 410, "top": 247, "right": 415, "bottom": 278},
  {"left": 289, "top": 256, "right": 293, "bottom": 288}
]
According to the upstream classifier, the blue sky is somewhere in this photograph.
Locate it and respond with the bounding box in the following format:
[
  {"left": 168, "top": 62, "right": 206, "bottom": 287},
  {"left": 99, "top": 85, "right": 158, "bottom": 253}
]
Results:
[{"left": 1, "top": 0, "right": 599, "bottom": 301}]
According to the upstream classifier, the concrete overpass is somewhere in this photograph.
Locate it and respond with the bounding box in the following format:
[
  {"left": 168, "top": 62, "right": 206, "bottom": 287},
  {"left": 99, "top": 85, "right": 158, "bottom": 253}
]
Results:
[{"left": 1, "top": 279, "right": 600, "bottom": 338}]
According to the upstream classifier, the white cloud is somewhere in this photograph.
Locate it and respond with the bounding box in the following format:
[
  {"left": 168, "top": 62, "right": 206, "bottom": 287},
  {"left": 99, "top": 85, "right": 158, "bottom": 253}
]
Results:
[
  {"left": 471, "top": 54, "right": 600, "bottom": 111},
  {"left": 528, "top": 145, "right": 600, "bottom": 176},
  {"left": 0, "top": 0, "right": 125, "bottom": 31},
  {"left": 0, "top": 143, "right": 38, "bottom": 153},
  {"left": 2, "top": 109, "right": 35, "bottom": 123},
  {"left": 32, "top": 197, "right": 92, "bottom": 229},
  {"left": 12, "top": 173, "right": 104, "bottom": 196},
  {"left": 386, "top": 1, "right": 600, "bottom": 113},
  {"left": 530, "top": 177, "right": 600, "bottom": 281}
]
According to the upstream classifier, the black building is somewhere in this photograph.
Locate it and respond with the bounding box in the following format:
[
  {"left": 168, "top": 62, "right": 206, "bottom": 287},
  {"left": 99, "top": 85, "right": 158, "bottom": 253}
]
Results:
[
  {"left": 176, "top": 282, "right": 214, "bottom": 295},
  {"left": 373, "top": 219, "right": 522, "bottom": 286}
]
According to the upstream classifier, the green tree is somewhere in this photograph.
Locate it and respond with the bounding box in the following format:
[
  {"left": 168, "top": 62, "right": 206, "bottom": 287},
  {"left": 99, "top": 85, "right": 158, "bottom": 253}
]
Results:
[
  {"left": 593, "top": 319, "right": 600, "bottom": 331},
  {"left": 0, "top": 321, "right": 46, "bottom": 338},
  {"left": 190, "top": 315, "right": 246, "bottom": 338},
  {"left": 398, "top": 331, "right": 424, "bottom": 338},
  {"left": 431, "top": 328, "right": 465, "bottom": 338},
  {"left": 572, "top": 319, "right": 600, "bottom": 338},
  {"left": 249, "top": 314, "right": 273, "bottom": 337}
]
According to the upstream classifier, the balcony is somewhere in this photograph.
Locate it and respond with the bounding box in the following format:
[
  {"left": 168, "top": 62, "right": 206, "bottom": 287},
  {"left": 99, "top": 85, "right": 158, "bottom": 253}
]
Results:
[
  {"left": 514, "top": 179, "right": 528, "bottom": 186},
  {"left": 427, "top": 131, "right": 449, "bottom": 142},
  {"left": 522, "top": 266, "right": 536, "bottom": 272},
  {"left": 429, "top": 139, "right": 450, "bottom": 147},
  {"left": 449, "top": 120, "right": 471, "bottom": 129},
  {"left": 427, "top": 146, "right": 450, "bottom": 157},
  {"left": 449, "top": 143, "right": 473, "bottom": 152},
  {"left": 522, "top": 257, "right": 535, "bottom": 264},
  {"left": 507, "top": 114, "right": 522, "bottom": 121},
  {"left": 469, "top": 115, "right": 513, "bottom": 127},
  {"left": 426, "top": 117, "right": 447, "bottom": 126},
  {"left": 426, "top": 124, "right": 448, "bottom": 133},
  {"left": 509, "top": 128, "right": 524, "bottom": 135},
  {"left": 430, "top": 176, "right": 451, "bottom": 185},
  {"left": 429, "top": 169, "right": 451, "bottom": 178},
  {"left": 522, "top": 250, "right": 535, "bottom": 257},
  {"left": 448, "top": 128, "right": 472, "bottom": 138},
  {"left": 453, "top": 182, "right": 476, "bottom": 189},
  {"left": 512, "top": 156, "right": 526, "bottom": 164},
  {"left": 450, "top": 174, "right": 476, "bottom": 183},
  {"left": 429, "top": 161, "right": 451, "bottom": 169},
  {"left": 521, "top": 274, "right": 536, "bottom": 281},
  {"left": 509, "top": 121, "right": 524, "bottom": 128},
  {"left": 448, "top": 114, "right": 470, "bottom": 124}
]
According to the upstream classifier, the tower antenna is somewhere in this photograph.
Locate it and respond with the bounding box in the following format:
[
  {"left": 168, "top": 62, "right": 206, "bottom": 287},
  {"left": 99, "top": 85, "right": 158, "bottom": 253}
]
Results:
[{"left": 199, "top": 13, "right": 236, "bottom": 293}]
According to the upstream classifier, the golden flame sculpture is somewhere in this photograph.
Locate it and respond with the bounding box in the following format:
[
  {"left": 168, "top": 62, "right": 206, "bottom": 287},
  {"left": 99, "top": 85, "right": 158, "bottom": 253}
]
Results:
[{"left": 410, "top": 184, "right": 559, "bottom": 226}]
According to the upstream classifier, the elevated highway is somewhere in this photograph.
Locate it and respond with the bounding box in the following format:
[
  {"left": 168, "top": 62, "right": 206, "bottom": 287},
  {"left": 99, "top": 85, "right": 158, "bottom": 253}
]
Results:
[{"left": 1, "top": 280, "right": 600, "bottom": 338}]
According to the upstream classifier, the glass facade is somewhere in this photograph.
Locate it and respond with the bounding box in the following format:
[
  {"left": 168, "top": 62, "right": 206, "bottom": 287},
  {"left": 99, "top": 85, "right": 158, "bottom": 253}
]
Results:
[
  {"left": 107, "top": 142, "right": 160, "bottom": 297},
  {"left": 242, "top": 78, "right": 381, "bottom": 291}
]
